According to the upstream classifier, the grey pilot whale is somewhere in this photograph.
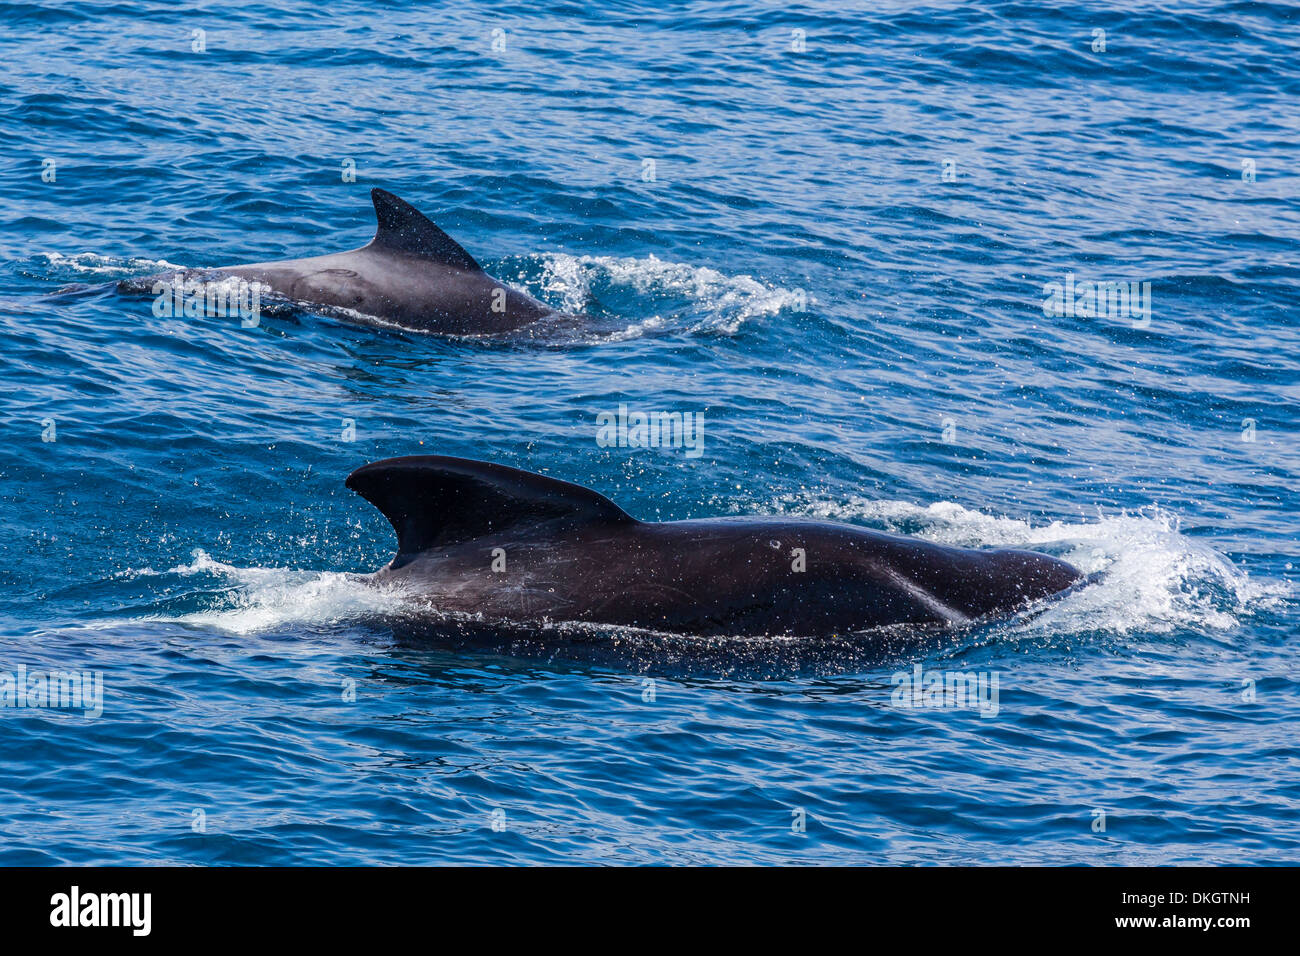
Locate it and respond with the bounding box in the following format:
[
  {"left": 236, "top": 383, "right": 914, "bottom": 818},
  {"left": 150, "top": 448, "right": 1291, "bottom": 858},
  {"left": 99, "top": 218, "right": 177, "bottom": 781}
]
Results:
[
  {"left": 141, "top": 189, "right": 562, "bottom": 335},
  {"left": 346, "top": 455, "right": 1083, "bottom": 636}
]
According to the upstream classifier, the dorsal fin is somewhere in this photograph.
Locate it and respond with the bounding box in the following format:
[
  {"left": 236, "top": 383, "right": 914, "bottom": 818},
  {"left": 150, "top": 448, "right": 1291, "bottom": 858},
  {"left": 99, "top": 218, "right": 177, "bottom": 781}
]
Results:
[
  {"left": 367, "top": 188, "right": 482, "bottom": 271},
  {"left": 346, "top": 455, "right": 635, "bottom": 562}
]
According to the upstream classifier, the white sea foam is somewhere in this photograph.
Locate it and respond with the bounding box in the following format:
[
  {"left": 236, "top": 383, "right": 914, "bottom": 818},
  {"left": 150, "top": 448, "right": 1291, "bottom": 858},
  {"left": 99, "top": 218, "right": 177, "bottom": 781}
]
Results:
[
  {"left": 136, "top": 550, "right": 409, "bottom": 636},
  {"left": 534, "top": 252, "right": 811, "bottom": 336},
  {"left": 37, "top": 251, "right": 186, "bottom": 277}
]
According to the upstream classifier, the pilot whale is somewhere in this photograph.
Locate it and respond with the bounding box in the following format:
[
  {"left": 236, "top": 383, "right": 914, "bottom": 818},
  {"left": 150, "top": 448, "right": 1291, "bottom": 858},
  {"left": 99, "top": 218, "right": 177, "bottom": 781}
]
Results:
[
  {"left": 143, "top": 189, "right": 561, "bottom": 335},
  {"left": 346, "top": 455, "right": 1083, "bottom": 636}
]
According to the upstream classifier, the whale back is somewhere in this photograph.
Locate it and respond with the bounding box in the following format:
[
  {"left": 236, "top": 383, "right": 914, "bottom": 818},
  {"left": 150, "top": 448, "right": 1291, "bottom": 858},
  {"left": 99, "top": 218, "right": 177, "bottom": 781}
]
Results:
[{"left": 347, "top": 455, "right": 634, "bottom": 565}]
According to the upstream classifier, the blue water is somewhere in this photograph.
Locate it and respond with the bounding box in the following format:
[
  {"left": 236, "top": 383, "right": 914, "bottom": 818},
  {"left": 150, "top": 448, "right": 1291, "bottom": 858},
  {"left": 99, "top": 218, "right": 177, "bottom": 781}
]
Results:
[{"left": 1, "top": 0, "right": 1297, "bottom": 865}]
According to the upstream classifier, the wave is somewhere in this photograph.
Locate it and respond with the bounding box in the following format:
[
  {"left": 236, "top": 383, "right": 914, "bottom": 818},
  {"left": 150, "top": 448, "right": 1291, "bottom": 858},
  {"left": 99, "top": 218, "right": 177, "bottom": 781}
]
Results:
[
  {"left": 130, "top": 550, "right": 408, "bottom": 636},
  {"left": 526, "top": 251, "right": 812, "bottom": 338},
  {"left": 31, "top": 251, "right": 186, "bottom": 280}
]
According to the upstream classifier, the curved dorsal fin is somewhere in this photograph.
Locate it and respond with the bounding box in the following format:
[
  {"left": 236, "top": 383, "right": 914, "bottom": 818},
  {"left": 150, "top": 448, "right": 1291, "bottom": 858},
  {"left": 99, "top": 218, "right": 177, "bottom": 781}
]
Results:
[
  {"left": 346, "top": 455, "right": 635, "bottom": 562},
  {"left": 368, "top": 188, "right": 482, "bottom": 271}
]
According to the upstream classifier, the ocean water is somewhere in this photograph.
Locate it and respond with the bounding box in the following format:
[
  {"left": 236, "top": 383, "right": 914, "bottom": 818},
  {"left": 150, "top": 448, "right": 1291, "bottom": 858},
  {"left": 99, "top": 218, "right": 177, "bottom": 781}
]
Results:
[{"left": 1, "top": 0, "right": 1297, "bottom": 865}]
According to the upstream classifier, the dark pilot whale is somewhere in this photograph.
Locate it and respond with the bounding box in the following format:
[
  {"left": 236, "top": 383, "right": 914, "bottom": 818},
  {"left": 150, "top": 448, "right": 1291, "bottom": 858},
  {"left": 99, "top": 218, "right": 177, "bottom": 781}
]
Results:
[
  {"left": 346, "top": 455, "right": 1083, "bottom": 636},
  {"left": 152, "top": 189, "right": 560, "bottom": 335}
]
